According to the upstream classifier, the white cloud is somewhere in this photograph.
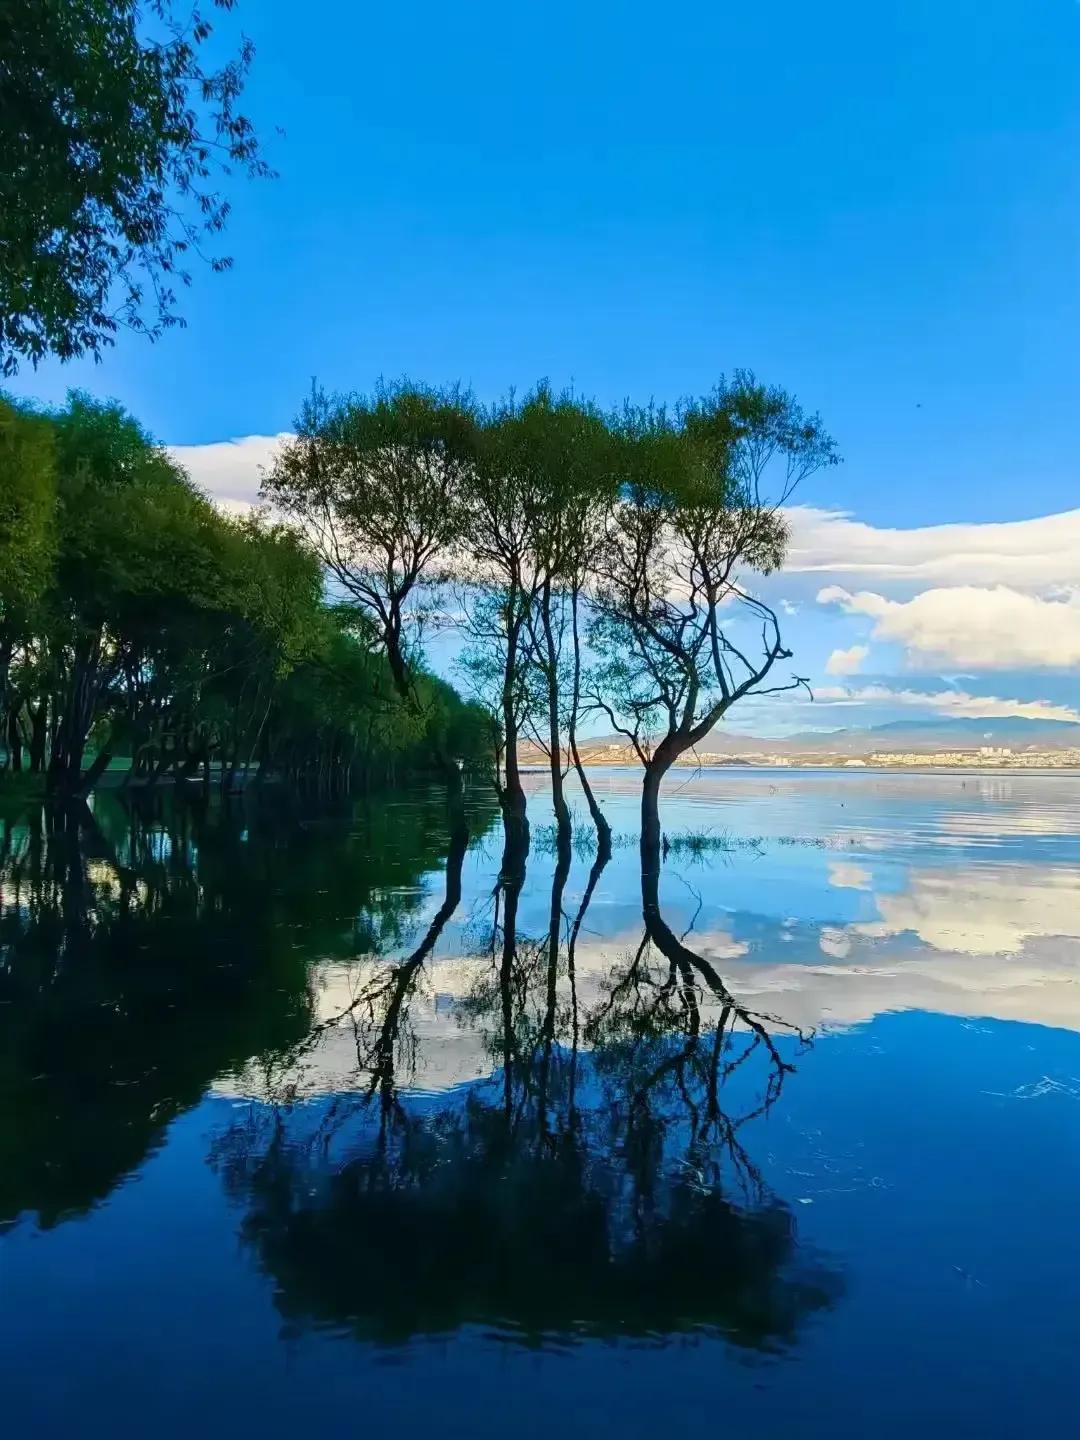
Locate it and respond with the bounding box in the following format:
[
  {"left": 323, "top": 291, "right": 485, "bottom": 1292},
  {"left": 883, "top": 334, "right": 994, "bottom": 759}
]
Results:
[
  {"left": 850, "top": 864, "right": 1080, "bottom": 957},
  {"left": 722, "top": 864, "right": 1080, "bottom": 1033},
  {"left": 819, "top": 584, "right": 1080, "bottom": 670},
  {"left": 168, "top": 440, "right": 1080, "bottom": 596},
  {"left": 813, "top": 684, "right": 1080, "bottom": 725},
  {"left": 818, "top": 927, "right": 852, "bottom": 959},
  {"left": 162, "top": 437, "right": 1080, "bottom": 729},
  {"left": 787, "top": 504, "right": 1080, "bottom": 590},
  {"left": 168, "top": 433, "right": 292, "bottom": 514},
  {"left": 828, "top": 861, "right": 872, "bottom": 890},
  {"left": 728, "top": 936, "right": 1080, "bottom": 1034},
  {"left": 825, "top": 643, "right": 869, "bottom": 676}
]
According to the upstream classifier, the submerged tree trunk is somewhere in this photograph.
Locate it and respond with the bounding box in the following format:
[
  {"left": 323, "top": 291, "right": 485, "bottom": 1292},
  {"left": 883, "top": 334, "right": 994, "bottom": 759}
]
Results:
[
  {"left": 496, "top": 817, "right": 528, "bottom": 1123},
  {"left": 539, "top": 582, "right": 571, "bottom": 855},
  {"left": 568, "top": 587, "right": 611, "bottom": 857},
  {"left": 640, "top": 738, "right": 679, "bottom": 881},
  {"left": 566, "top": 847, "right": 610, "bottom": 1111},
  {"left": 6, "top": 707, "right": 22, "bottom": 772},
  {"left": 500, "top": 616, "right": 529, "bottom": 864},
  {"left": 440, "top": 755, "right": 469, "bottom": 846},
  {"left": 77, "top": 746, "right": 113, "bottom": 797},
  {"left": 28, "top": 699, "right": 47, "bottom": 774},
  {"left": 537, "top": 840, "right": 572, "bottom": 1133},
  {"left": 0, "top": 634, "right": 12, "bottom": 732},
  {"left": 48, "top": 633, "right": 107, "bottom": 797}
]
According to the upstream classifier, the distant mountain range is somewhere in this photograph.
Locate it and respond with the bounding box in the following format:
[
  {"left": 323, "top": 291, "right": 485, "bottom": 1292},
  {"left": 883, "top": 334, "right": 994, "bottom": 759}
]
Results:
[
  {"left": 742, "top": 716, "right": 1080, "bottom": 757},
  {"left": 525, "top": 715, "right": 1080, "bottom": 766}
]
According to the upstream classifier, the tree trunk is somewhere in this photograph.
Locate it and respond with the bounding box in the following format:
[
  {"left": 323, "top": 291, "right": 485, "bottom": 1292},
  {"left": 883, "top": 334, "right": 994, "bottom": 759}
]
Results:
[
  {"left": 6, "top": 707, "right": 22, "bottom": 772},
  {"left": 568, "top": 587, "right": 611, "bottom": 856},
  {"left": 0, "top": 633, "right": 12, "bottom": 728},
  {"left": 48, "top": 633, "right": 104, "bottom": 796},
  {"left": 28, "top": 700, "right": 47, "bottom": 773},
  {"left": 497, "top": 820, "right": 527, "bottom": 1120},
  {"left": 539, "top": 583, "right": 571, "bottom": 853},
  {"left": 78, "top": 746, "right": 114, "bottom": 796},
  {"left": 176, "top": 744, "right": 203, "bottom": 782},
  {"left": 440, "top": 756, "right": 469, "bottom": 847},
  {"left": 500, "top": 618, "right": 529, "bottom": 860},
  {"left": 537, "top": 840, "right": 572, "bottom": 1131},
  {"left": 640, "top": 740, "right": 677, "bottom": 881}
]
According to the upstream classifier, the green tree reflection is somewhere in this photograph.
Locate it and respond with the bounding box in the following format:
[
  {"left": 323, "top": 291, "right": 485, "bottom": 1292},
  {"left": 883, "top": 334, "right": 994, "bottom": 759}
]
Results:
[
  {"left": 214, "top": 825, "right": 840, "bottom": 1349},
  {"left": 0, "top": 788, "right": 495, "bottom": 1228}
]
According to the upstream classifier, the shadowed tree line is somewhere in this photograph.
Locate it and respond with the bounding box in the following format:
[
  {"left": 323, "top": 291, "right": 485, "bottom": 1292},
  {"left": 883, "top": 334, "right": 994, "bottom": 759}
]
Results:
[
  {"left": 0, "top": 392, "right": 492, "bottom": 801},
  {"left": 212, "top": 808, "right": 839, "bottom": 1350}
]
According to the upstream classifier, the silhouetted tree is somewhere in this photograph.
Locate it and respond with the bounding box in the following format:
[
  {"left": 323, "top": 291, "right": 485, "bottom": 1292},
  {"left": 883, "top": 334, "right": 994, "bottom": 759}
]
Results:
[{"left": 590, "top": 375, "right": 838, "bottom": 874}]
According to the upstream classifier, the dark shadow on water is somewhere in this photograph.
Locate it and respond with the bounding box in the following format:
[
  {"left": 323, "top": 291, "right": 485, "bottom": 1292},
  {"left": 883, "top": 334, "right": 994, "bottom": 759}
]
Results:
[
  {"left": 0, "top": 786, "right": 497, "bottom": 1229},
  {"left": 212, "top": 817, "right": 842, "bottom": 1350}
]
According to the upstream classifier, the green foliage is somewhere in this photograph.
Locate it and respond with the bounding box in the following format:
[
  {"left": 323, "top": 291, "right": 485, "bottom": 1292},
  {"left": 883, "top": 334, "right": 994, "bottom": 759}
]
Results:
[
  {"left": 0, "top": 370, "right": 837, "bottom": 823},
  {"left": 51, "top": 393, "right": 222, "bottom": 628},
  {"left": 265, "top": 380, "right": 480, "bottom": 703},
  {"left": 0, "top": 396, "right": 56, "bottom": 624},
  {"left": 0, "top": 0, "right": 270, "bottom": 375},
  {"left": 590, "top": 373, "right": 839, "bottom": 773},
  {"left": 0, "top": 391, "right": 487, "bottom": 795}
]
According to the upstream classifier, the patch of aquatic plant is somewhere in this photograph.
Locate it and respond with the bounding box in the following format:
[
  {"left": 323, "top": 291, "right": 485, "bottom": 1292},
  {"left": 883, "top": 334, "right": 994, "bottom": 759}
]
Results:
[
  {"left": 530, "top": 821, "right": 838, "bottom": 857},
  {"left": 662, "top": 829, "right": 765, "bottom": 856},
  {"left": 530, "top": 821, "right": 605, "bottom": 858}
]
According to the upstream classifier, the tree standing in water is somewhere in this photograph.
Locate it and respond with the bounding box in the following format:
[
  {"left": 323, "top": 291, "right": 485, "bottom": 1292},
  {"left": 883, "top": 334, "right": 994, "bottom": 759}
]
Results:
[
  {"left": 482, "top": 387, "right": 617, "bottom": 859},
  {"left": 265, "top": 382, "right": 481, "bottom": 830},
  {"left": 455, "top": 398, "right": 546, "bottom": 865},
  {"left": 590, "top": 374, "right": 838, "bottom": 876}
]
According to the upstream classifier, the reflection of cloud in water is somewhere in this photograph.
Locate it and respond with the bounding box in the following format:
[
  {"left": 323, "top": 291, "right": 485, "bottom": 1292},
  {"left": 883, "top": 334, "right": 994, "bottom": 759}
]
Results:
[
  {"left": 818, "top": 927, "right": 852, "bottom": 959},
  {"left": 730, "top": 861, "right": 1080, "bottom": 1033},
  {"left": 938, "top": 807, "right": 1080, "bottom": 840},
  {"left": 219, "top": 767, "right": 1080, "bottom": 1104},
  {"left": 223, "top": 856, "right": 1080, "bottom": 1098},
  {"left": 726, "top": 935, "right": 1080, "bottom": 1034},
  {"left": 224, "top": 916, "right": 753, "bottom": 1099},
  {"left": 852, "top": 865, "right": 1080, "bottom": 956},
  {"left": 828, "top": 862, "right": 872, "bottom": 891}
]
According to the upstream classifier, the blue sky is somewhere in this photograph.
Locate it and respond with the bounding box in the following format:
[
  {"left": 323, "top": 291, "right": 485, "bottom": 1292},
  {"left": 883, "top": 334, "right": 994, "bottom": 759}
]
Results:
[{"left": 11, "top": 0, "right": 1080, "bottom": 734}]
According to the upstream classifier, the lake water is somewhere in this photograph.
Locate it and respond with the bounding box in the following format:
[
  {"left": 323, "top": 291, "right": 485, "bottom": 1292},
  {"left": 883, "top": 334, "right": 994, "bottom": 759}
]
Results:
[{"left": 2, "top": 768, "right": 1080, "bottom": 1436}]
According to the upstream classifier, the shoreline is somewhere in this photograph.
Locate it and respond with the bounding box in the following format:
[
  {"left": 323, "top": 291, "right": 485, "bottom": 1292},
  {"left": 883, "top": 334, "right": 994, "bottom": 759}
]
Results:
[{"left": 521, "top": 761, "right": 1080, "bottom": 776}]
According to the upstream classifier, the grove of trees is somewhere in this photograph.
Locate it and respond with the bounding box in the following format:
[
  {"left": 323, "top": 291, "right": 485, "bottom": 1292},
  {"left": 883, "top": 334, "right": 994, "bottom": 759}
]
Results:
[
  {"left": 0, "top": 2, "right": 839, "bottom": 873},
  {"left": 0, "top": 391, "right": 490, "bottom": 800},
  {"left": 1, "top": 369, "right": 836, "bottom": 874},
  {"left": 266, "top": 374, "right": 838, "bottom": 869}
]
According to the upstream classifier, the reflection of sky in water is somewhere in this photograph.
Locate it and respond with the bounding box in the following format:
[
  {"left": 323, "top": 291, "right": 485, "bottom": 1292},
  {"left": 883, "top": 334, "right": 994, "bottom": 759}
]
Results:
[
  {"left": 278, "top": 769, "right": 1080, "bottom": 1101},
  {"left": 4, "top": 773, "right": 1080, "bottom": 1436}
]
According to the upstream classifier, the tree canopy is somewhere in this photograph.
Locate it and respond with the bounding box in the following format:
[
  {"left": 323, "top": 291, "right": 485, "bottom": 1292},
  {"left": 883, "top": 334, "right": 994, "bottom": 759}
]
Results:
[
  {"left": 2, "top": 368, "right": 838, "bottom": 875},
  {"left": 0, "top": 392, "right": 490, "bottom": 798},
  {"left": 267, "top": 373, "right": 838, "bottom": 866},
  {"left": 0, "top": 0, "right": 270, "bottom": 374}
]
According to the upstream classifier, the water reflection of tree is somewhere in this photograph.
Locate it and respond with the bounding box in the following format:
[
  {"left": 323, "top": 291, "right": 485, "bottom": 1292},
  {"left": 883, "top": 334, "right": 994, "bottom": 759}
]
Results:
[
  {"left": 215, "top": 824, "right": 839, "bottom": 1348},
  {"left": 0, "top": 789, "right": 491, "bottom": 1229}
]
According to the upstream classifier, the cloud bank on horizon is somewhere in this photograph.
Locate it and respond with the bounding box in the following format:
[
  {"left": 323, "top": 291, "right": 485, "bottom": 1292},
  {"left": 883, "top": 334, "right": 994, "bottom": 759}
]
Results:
[{"left": 171, "top": 435, "right": 1080, "bottom": 735}]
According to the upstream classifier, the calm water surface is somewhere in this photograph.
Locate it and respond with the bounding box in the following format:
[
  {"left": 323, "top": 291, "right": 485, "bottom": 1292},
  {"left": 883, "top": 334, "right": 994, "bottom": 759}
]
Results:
[{"left": 2, "top": 769, "right": 1080, "bottom": 1436}]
